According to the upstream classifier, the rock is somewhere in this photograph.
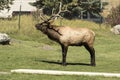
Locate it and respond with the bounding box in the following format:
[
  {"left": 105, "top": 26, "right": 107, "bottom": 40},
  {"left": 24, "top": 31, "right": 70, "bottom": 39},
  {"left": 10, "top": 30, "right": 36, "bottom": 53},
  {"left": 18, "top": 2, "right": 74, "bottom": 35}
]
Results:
[
  {"left": 0, "top": 33, "right": 10, "bottom": 45},
  {"left": 111, "top": 25, "right": 120, "bottom": 35}
]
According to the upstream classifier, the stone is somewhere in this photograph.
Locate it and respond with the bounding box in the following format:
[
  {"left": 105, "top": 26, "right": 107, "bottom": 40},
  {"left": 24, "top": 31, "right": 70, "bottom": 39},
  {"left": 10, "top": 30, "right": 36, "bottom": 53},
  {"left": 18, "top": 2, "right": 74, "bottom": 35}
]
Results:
[
  {"left": 0, "top": 33, "right": 10, "bottom": 45},
  {"left": 111, "top": 25, "right": 120, "bottom": 35}
]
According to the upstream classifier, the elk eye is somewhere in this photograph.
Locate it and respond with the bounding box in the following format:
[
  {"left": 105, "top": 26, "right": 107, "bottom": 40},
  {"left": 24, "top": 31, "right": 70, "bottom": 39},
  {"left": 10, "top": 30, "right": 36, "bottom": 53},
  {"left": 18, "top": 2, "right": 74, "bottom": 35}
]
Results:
[{"left": 39, "top": 23, "right": 42, "bottom": 25}]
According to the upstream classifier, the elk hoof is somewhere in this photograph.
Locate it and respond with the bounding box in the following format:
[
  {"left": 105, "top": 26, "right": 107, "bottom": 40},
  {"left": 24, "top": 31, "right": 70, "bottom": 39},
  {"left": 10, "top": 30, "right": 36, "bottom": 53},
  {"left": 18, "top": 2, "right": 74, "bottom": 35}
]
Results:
[
  {"left": 62, "top": 63, "right": 67, "bottom": 66},
  {"left": 91, "top": 63, "right": 96, "bottom": 66}
]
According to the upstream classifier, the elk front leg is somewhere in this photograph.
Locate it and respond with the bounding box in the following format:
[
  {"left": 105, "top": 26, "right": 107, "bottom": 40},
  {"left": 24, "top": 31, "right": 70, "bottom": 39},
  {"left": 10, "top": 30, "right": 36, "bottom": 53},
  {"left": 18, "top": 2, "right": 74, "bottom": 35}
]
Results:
[
  {"left": 90, "top": 48, "right": 96, "bottom": 66},
  {"left": 84, "top": 44, "right": 96, "bottom": 66},
  {"left": 61, "top": 45, "right": 68, "bottom": 66}
]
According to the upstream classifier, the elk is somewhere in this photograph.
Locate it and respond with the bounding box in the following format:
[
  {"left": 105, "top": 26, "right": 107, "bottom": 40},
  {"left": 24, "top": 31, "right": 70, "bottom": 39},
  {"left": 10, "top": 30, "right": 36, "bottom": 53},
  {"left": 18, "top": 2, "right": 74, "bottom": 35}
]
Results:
[{"left": 35, "top": 2, "right": 96, "bottom": 66}]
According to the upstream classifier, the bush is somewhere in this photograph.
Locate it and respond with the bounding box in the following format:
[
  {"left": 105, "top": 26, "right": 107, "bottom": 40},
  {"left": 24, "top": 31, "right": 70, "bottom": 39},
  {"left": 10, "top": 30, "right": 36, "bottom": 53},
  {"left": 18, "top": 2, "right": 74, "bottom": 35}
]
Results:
[{"left": 105, "top": 5, "right": 120, "bottom": 27}]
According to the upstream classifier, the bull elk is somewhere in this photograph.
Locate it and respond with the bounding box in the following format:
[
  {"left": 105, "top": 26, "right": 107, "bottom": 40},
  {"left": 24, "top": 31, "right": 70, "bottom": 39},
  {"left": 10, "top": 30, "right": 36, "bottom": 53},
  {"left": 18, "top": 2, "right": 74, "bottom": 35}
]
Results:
[{"left": 35, "top": 2, "right": 96, "bottom": 66}]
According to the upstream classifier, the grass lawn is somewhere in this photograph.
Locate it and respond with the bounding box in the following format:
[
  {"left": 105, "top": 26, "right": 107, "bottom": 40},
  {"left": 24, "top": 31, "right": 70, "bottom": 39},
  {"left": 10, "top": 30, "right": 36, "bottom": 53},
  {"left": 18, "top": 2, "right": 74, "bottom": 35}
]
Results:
[
  {"left": 0, "top": 74, "right": 120, "bottom": 80},
  {"left": 0, "top": 16, "right": 120, "bottom": 80}
]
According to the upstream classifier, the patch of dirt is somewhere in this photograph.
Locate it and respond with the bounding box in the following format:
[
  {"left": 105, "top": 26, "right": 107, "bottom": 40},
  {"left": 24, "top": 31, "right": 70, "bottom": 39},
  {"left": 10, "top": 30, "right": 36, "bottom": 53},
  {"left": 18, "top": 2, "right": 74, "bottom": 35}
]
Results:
[
  {"left": 41, "top": 45, "right": 54, "bottom": 50},
  {"left": 33, "top": 44, "right": 54, "bottom": 51}
]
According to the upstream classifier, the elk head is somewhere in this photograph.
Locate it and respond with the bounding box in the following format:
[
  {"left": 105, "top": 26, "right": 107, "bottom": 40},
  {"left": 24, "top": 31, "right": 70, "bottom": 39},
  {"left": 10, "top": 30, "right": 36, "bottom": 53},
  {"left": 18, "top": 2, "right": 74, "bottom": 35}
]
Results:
[
  {"left": 35, "top": 17, "right": 59, "bottom": 35},
  {"left": 35, "top": 21, "right": 49, "bottom": 31},
  {"left": 35, "top": 2, "right": 62, "bottom": 34}
]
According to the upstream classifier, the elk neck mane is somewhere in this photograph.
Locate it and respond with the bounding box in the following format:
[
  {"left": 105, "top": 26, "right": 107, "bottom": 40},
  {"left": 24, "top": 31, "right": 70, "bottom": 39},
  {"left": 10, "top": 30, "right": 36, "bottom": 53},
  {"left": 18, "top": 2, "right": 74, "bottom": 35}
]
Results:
[{"left": 47, "top": 24, "right": 62, "bottom": 36}]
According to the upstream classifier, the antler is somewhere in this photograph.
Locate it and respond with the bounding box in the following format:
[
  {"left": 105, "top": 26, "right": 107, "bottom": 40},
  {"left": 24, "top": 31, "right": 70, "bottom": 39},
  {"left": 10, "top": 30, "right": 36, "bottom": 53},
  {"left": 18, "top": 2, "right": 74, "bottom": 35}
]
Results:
[
  {"left": 47, "top": 2, "right": 63, "bottom": 22},
  {"left": 38, "top": 6, "right": 48, "bottom": 21},
  {"left": 39, "top": 2, "right": 64, "bottom": 23}
]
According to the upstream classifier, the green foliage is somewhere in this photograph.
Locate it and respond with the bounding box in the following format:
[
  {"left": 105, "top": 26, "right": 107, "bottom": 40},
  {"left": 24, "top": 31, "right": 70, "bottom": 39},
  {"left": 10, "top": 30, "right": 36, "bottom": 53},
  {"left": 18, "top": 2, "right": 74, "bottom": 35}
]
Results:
[
  {"left": 72, "top": 6, "right": 82, "bottom": 18},
  {"left": 0, "top": 0, "right": 14, "bottom": 10},
  {"left": 31, "top": 0, "right": 107, "bottom": 19}
]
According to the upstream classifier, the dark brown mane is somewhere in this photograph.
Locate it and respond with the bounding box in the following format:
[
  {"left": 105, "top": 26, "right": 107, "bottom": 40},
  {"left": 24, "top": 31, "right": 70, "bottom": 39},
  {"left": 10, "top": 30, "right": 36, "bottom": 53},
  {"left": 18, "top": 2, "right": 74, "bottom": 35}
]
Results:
[{"left": 48, "top": 25, "right": 62, "bottom": 36}]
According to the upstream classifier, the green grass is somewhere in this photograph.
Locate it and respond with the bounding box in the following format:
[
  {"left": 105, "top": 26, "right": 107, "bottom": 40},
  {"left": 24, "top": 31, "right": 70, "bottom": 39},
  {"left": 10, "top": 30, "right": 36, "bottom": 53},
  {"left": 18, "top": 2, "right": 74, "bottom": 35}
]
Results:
[
  {"left": 0, "top": 74, "right": 120, "bottom": 80},
  {"left": 0, "top": 15, "right": 120, "bottom": 80}
]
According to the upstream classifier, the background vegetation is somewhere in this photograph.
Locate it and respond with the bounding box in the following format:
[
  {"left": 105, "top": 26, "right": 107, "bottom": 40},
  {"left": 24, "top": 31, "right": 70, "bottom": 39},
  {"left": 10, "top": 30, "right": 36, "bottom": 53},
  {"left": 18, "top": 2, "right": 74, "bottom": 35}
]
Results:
[
  {"left": 106, "top": 4, "right": 120, "bottom": 27},
  {"left": 31, "top": 0, "right": 108, "bottom": 19},
  {"left": 0, "top": 0, "right": 14, "bottom": 11},
  {"left": 0, "top": 15, "right": 120, "bottom": 80}
]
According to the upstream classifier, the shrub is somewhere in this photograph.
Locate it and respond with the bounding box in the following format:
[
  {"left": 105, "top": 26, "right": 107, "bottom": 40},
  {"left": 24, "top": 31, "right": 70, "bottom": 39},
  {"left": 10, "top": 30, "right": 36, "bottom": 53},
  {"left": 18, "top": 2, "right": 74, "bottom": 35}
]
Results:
[{"left": 105, "top": 5, "right": 120, "bottom": 27}]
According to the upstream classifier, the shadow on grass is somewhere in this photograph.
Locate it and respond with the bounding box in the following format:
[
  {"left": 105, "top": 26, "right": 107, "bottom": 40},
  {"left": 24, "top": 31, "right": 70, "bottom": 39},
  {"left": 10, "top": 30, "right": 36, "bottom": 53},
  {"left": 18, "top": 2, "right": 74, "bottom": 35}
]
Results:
[{"left": 35, "top": 59, "right": 91, "bottom": 66}]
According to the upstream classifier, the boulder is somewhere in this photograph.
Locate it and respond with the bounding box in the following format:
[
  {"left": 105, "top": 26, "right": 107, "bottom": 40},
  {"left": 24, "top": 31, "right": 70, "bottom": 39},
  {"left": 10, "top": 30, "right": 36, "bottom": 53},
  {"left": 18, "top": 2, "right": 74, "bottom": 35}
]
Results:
[
  {"left": 111, "top": 25, "right": 120, "bottom": 35},
  {"left": 0, "top": 33, "right": 10, "bottom": 45}
]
